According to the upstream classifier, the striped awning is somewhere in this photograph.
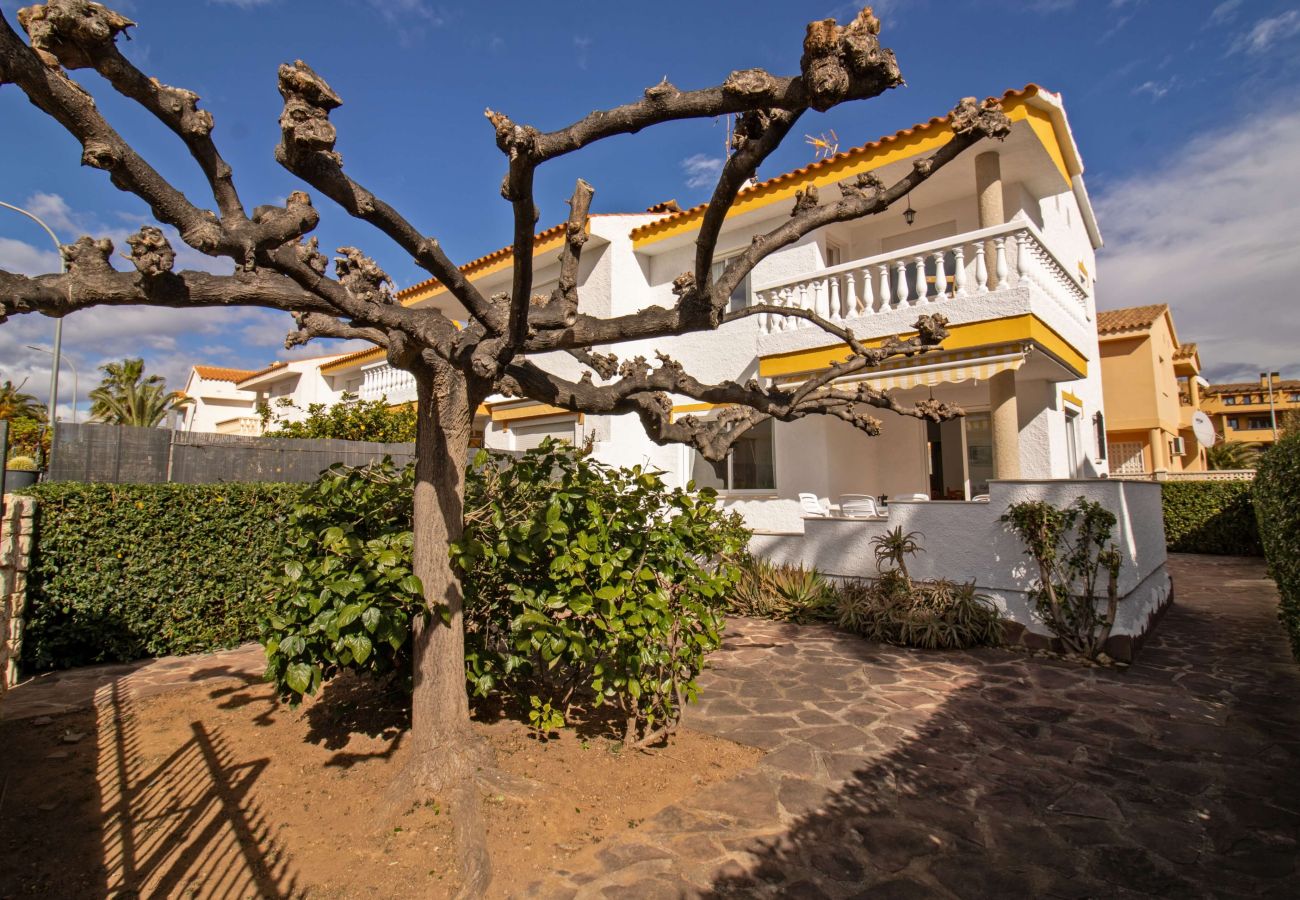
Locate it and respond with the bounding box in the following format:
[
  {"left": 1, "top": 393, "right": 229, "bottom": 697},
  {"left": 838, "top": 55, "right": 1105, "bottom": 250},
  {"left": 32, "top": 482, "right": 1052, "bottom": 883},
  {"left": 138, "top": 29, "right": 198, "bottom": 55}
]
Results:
[{"left": 779, "top": 345, "right": 1030, "bottom": 392}]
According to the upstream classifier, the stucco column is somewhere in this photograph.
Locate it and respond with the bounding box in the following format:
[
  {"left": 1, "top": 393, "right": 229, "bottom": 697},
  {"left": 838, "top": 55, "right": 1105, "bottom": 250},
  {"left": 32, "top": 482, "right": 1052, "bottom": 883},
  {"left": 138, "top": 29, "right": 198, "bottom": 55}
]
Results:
[
  {"left": 989, "top": 368, "right": 1021, "bottom": 479},
  {"left": 976, "top": 151, "right": 1004, "bottom": 289},
  {"left": 1148, "top": 427, "right": 1167, "bottom": 476}
]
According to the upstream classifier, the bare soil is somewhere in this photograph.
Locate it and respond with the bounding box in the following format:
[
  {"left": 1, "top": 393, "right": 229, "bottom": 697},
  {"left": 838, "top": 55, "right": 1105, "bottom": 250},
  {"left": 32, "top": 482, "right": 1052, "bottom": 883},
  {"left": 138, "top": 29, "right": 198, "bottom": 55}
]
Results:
[{"left": 0, "top": 672, "right": 760, "bottom": 899}]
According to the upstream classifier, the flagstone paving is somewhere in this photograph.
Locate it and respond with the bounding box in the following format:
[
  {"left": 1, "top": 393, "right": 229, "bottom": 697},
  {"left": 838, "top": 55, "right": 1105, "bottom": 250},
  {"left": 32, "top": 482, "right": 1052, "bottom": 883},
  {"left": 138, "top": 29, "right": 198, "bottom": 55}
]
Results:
[
  {"left": 529, "top": 554, "right": 1300, "bottom": 898},
  {"left": 2, "top": 555, "right": 1297, "bottom": 897}
]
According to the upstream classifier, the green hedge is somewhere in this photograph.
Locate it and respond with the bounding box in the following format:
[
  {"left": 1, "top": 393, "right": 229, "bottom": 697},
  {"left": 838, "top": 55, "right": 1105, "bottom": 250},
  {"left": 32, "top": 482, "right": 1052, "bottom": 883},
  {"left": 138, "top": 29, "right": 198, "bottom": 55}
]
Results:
[
  {"left": 1160, "top": 480, "right": 1262, "bottom": 556},
  {"left": 20, "top": 482, "right": 301, "bottom": 671},
  {"left": 1254, "top": 432, "right": 1300, "bottom": 659}
]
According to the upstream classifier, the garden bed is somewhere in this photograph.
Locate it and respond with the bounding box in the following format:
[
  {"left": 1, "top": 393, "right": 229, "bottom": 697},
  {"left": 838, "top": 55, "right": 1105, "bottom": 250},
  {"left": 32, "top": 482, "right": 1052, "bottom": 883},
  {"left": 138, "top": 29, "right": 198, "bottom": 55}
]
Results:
[{"left": 0, "top": 673, "right": 760, "bottom": 898}]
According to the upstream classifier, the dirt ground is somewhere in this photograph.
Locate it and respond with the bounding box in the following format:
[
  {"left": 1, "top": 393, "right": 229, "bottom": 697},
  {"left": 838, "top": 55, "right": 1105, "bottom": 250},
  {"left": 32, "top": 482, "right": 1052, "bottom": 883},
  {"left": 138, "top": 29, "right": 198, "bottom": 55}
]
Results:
[{"left": 0, "top": 672, "right": 760, "bottom": 899}]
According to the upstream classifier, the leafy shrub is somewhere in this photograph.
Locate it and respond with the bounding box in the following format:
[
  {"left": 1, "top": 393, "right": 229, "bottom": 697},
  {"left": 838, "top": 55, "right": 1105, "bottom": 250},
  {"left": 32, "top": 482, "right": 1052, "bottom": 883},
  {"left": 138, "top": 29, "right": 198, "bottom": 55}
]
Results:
[
  {"left": 456, "top": 441, "right": 750, "bottom": 748},
  {"left": 1254, "top": 432, "right": 1300, "bottom": 659},
  {"left": 262, "top": 392, "right": 417, "bottom": 443},
  {"left": 1003, "top": 497, "right": 1122, "bottom": 659},
  {"left": 262, "top": 460, "right": 422, "bottom": 699},
  {"left": 20, "top": 482, "right": 300, "bottom": 671},
  {"left": 5, "top": 455, "right": 37, "bottom": 471},
  {"left": 835, "top": 572, "right": 1001, "bottom": 649},
  {"left": 1161, "top": 480, "right": 1261, "bottom": 556},
  {"left": 729, "top": 557, "right": 836, "bottom": 623},
  {"left": 263, "top": 441, "right": 751, "bottom": 748}
]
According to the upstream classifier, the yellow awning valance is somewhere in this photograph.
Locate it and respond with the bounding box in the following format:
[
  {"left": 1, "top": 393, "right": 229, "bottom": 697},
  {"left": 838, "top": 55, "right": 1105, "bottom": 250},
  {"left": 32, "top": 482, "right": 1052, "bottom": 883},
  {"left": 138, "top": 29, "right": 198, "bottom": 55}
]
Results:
[{"left": 777, "top": 346, "right": 1030, "bottom": 392}]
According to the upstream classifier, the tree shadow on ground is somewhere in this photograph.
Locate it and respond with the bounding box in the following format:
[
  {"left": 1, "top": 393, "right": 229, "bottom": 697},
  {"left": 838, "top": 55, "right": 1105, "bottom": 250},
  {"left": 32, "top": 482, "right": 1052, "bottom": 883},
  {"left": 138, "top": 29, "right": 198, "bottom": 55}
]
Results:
[
  {"left": 700, "top": 598, "right": 1300, "bottom": 897},
  {"left": 0, "top": 679, "right": 300, "bottom": 898}
]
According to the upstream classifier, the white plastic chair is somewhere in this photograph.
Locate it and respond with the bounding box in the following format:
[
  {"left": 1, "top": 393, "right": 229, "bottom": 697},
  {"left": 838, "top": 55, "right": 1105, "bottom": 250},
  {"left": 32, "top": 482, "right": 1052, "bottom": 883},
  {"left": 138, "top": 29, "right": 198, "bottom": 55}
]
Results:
[
  {"left": 798, "top": 492, "right": 829, "bottom": 517},
  {"left": 841, "top": 497, "right": 882, "bottom": 518},
  {"left": 971, "top": 493, "right": 990, "bottom": 503},
  {"left": 901, "top": 492, "right": 931, "bottom": 501}
]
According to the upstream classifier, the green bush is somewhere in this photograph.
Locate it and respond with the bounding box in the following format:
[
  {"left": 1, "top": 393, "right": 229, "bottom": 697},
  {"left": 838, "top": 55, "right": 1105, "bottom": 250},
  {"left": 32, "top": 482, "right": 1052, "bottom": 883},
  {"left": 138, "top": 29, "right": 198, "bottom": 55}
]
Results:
[
  {"left": 1161, "top": 480, "right": 1261, "bottom": 555},
  {"left": 5, "top": 455, "right": 37, "bottom": 471},
  {"left": 263, "top": 441, "right": 751, "bottom": 748},
  {"left": 1254, "top": 432, "right": 1300, "bottom": 659},
  {"left": 262, "top": 392, "right": 417, "bottom": 442},
  {"left": 261, "top": 460, "right": 422, "bottom": 699},
  {"left": 20, "top": 482, "right": 300, "bottom": 671}
]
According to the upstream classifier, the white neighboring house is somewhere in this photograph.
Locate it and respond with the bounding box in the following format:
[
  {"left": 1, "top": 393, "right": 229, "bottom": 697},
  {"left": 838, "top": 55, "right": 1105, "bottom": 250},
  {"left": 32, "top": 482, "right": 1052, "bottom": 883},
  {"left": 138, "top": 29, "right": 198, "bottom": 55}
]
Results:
[
  {"left": 180, "top": 354, "right": 351, "bottom": 435},
  {"left": 314, "top": 85, "right": 1171, "bottom": 658}
]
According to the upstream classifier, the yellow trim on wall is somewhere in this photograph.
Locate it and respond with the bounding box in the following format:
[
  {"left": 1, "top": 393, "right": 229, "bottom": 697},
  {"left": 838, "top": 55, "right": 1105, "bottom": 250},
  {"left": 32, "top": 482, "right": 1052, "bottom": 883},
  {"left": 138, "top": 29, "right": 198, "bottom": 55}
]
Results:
[
  {"left": 630, "top": 94, "right": 1073, "bottom": 250},
  {"left": 489, "top": 402, "right": 581, "bottom": 424},
  {"left": 320, "top": 347, "right": 385, "bottom": 374},
  {"left": 1061, "top": 390, "right": 1083, "bottom": 407},
  {"left": 1018, "top": 104, "right": 1072, "bottom": 187},
  {"left": 757, "top": 314, "right": 1087, "bottom": 380}
]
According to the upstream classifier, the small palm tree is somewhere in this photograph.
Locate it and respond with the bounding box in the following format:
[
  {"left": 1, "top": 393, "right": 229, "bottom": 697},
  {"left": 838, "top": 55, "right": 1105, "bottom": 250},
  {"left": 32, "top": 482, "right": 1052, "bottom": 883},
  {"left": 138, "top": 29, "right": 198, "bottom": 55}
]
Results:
[
  {"left": 0, "top": 379, "right": 46, "bottom": 423},
  {"left": 88, "top": 358, "right": 189, "bottom": 427},
  {"left": 1206, "top": 440, "right": 1261, "bottom": 471}
]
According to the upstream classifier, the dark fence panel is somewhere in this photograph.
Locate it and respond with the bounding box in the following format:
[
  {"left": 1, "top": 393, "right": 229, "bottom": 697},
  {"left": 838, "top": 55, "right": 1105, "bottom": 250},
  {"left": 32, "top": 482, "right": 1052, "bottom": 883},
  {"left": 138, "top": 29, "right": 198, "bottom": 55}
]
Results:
[
  {"left": 48, "top": 423, "right": 417, "bottom": 485},
  {"left": 49, "top": 423, "right": 171, "bottom": 484}
]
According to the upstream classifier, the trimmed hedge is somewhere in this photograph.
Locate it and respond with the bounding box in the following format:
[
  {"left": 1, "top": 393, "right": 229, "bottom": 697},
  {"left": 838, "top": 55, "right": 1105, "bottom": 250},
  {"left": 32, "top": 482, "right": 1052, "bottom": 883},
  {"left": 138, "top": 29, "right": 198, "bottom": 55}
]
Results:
[
  {"left": 20, "top": 482, "right": 301, "bottom": 671},
  {"left": 1254, "top": 432, "right": 1300, "bottom": 659},
  {"left": 1161, "top": 480, "right": 1262, "bottom": 556}
]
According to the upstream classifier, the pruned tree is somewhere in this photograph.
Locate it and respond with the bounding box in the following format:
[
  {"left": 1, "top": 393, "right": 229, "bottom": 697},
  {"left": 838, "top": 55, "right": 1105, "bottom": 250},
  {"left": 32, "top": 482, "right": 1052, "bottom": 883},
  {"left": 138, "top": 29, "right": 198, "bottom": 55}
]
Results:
[{"left": 0, "top": 1, "right": 1009, "bottom": 890}]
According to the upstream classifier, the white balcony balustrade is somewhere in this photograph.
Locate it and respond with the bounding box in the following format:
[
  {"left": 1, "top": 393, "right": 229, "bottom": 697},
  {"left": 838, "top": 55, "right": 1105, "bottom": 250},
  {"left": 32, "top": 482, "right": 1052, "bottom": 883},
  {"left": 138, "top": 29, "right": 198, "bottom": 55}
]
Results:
[
  {"left": 750, "top": 221, "right": 1089, "bottom": 336},
  {"left": 358, "top": 362, "right": 417, "bottom": 404}
]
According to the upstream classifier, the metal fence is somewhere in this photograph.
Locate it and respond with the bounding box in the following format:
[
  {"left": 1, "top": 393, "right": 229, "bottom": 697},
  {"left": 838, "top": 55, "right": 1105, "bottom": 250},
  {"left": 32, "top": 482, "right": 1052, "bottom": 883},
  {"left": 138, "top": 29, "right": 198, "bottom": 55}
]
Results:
[{"left": 47, "top": 423, "right": 417, "bottom": 485}]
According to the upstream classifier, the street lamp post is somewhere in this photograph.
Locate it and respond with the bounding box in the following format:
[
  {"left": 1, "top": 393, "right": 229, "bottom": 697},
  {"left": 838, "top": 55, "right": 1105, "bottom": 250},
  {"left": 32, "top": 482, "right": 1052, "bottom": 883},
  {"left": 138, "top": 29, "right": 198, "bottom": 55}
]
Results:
[
  {"left": 1262, "top": 371, "right": 1280, "bottom": 441},
  {"left": 0, "top": 201, "right": 66, "bottom": 426},
  {"left": 26, "top": 346, "right": 78, "bottom": 424}
]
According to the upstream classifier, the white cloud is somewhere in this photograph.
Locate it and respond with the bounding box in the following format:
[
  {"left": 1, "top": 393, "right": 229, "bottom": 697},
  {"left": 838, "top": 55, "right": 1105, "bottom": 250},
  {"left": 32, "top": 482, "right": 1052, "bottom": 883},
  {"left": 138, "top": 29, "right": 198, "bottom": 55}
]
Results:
[
  {"left": 1210, "top": 0, "right": 1243, "bottom": 25},
  {"left": 681, "top": 154, "right": 725, "bottom": 190},
  {"left": 209, "top": 0, "right": 276, "bottom": 8},
  {"left": 1095, "top": 106, "right": 1300, "bottom": 383},
  {"left": 1132, "top": 77, "right": 1177, "bottom": 100},
  {"left": 1231, "top": 9, "right": 1300, "bottom": 54}
]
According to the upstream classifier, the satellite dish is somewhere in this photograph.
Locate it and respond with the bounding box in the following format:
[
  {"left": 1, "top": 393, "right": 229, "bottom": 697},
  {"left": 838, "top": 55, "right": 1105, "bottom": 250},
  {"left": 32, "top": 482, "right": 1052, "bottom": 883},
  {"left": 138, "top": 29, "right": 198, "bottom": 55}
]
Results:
[{"left": 1192, "top": 411, "right": 1217, "bottom": 447}]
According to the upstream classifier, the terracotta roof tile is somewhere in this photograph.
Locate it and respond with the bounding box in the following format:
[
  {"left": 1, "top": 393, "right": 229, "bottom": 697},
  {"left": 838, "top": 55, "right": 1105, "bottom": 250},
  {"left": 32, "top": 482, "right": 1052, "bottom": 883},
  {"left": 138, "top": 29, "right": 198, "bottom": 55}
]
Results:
[
  {"left": 320, "top": 346, "right": 385, "bottom": 372},
  {"left": 1206, "top": 379, "right": 1300, "bottom": 394},
  {"left": 192, "top": 365, "right": 257, "bottom": 383},
  {"left": 1096, "top": 304, "right": 1169, "bottom": 336},
  {"left": 626, "top": 84, "right": 1045, "bottom": 243},
  {"left": 1173, "top": 342, "right": 1198, "bottom": 361}
]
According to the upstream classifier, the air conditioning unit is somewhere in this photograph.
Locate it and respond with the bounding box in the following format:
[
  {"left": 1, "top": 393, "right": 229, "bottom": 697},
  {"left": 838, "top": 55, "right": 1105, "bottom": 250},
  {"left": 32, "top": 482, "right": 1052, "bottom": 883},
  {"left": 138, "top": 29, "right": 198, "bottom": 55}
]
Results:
[{"left": 1170, "top": 436, "right": 1187, "bottom": 456}]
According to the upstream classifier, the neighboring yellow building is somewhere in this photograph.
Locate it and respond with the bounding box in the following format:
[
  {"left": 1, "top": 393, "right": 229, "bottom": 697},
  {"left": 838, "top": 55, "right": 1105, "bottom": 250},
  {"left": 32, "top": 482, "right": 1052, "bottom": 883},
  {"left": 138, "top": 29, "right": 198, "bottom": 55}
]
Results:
[
  {"left": 1097, "top": 304, "right": 1208, "bottom": 476},
  {"left": 1203, "top": 374, "right": 1300, "bottom": 448}
]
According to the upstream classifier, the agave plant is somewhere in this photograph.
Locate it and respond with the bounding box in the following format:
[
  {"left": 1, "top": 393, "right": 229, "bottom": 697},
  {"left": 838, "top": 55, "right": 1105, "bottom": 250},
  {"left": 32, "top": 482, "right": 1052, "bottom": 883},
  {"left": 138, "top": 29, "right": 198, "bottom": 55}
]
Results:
[{"left": 729, "top": 557, "right": 836, "bottom": 623}]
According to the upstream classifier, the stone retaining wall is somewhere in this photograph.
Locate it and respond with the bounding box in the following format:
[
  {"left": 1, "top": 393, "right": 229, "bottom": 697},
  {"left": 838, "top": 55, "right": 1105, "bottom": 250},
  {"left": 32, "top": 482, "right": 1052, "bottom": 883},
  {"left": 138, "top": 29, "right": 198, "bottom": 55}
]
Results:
[{"left": 0, "top": 494, "right": 36, "bottom": 692}]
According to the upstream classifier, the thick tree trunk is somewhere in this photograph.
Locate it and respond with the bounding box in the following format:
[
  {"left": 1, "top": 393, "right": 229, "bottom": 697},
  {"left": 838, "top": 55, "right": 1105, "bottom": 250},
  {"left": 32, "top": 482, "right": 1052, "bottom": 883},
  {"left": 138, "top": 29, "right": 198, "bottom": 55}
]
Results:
[{"left": 398, "top": 360, "right": 493, "bottom": 896}]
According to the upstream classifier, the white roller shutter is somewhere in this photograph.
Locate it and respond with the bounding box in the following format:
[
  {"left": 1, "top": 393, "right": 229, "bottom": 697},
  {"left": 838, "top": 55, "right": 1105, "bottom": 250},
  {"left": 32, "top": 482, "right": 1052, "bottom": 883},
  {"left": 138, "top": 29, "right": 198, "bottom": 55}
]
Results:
[{"left": 511, "top": 419, "right": 576, "bottom": 451}]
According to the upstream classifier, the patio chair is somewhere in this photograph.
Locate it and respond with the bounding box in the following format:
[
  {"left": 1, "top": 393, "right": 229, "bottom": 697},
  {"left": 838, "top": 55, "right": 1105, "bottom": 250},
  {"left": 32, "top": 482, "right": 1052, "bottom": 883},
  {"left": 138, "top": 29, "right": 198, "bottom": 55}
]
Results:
[
  {"left": 901, "top": 492, "right": 931, "bottom": 501},
  {"left": 971, "top": 493, "right": 990, "bottom": 502},
  {"left": 841, "top": 496, "right": 882, "bottom": 518},
  {"left": 798, "top": 492, "right": 829, "bottom": 517}
]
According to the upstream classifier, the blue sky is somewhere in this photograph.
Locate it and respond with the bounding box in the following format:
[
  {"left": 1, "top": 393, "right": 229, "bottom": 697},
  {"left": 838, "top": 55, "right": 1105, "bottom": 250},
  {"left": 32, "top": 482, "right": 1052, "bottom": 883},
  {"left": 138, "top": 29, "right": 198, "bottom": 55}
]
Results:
[{"left": 1, "top": 0, "right": 1298, "bottom": 416}]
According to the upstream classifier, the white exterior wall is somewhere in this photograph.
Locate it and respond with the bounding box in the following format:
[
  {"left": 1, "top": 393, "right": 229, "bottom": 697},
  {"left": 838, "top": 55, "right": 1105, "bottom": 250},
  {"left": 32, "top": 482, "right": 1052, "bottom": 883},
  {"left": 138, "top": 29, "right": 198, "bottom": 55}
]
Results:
[
  {"left": 182, "top": 377, "right": 258, "bottom": 433},
  {"left": 751, "top": 478, "right": 1170, "bottom": 641}
]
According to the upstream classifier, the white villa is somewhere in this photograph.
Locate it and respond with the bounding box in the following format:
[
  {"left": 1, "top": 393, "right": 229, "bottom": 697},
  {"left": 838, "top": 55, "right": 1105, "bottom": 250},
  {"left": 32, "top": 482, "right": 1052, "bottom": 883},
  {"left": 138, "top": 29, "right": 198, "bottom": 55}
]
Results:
[
  {"left": 179, "top": 353, "right": 350, "bottom": 435},
  {"left": 190, "top": 85, "right": 1170, "bottom": 657}
]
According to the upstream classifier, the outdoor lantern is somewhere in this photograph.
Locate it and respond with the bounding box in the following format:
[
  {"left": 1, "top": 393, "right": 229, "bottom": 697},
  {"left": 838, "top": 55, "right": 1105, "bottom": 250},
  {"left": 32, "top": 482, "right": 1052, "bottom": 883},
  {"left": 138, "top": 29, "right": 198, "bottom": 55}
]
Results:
[{"left": 903, "top": 193, "right": 916, "bottom": 226}]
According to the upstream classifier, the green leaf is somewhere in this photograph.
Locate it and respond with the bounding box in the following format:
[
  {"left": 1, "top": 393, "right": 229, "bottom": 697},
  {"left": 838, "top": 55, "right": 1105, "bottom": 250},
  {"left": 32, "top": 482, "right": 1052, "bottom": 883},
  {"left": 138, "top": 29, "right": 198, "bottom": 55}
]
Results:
[{"left": 285, "top": 662, "right": 313, "bottom": 695}]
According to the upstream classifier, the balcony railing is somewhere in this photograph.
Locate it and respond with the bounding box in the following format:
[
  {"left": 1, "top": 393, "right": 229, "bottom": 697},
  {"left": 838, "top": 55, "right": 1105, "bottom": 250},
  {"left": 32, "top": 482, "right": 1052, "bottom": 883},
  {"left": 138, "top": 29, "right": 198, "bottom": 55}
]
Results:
[
  {"left": 359, "top": 362, "right": 417, "bottom": 404},
  {"left": 215, "top": 416, "right": 262, "bottom": 436},
  {"left": 751, "top": 220, "right": 1089, "bottom": 335}
]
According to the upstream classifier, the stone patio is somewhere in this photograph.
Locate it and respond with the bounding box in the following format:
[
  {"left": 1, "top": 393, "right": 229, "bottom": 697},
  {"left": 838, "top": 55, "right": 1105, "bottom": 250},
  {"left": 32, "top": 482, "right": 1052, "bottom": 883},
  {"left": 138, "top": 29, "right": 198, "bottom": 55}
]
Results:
[
  {"left": 2, "top": 554, "right": 1297, "bottom": 897},
  {"left": 529, "top": 554, "right": 1300, "bottom": 897}
]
